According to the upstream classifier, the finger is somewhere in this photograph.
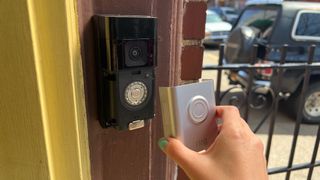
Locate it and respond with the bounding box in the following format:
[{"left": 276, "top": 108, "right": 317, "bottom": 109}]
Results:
[
  {"left": 215, "top": 106, "right": 242, "bottom": 129},
  {"left": 217, "top": 123, "right": 222, "bottom": 133},
  {"left": 158, "top": 137, "right": 200, "bottom": 171},
  {"left": 215, "top": 116, "right": 223, "bottom": 133},
  {"left": 216, "top": 106, "right": 255, "bottom": 135},
  {"left": 239, "top": 117, "right": 255, "bottom": 135}
]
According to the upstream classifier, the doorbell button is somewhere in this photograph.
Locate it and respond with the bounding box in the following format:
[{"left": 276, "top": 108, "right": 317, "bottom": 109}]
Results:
[
  {"left": 124, "top": 81, "right": 148, "bottom": 106},
  {"left": 188, "top": 96, "right": 209, "bottom": 124}
]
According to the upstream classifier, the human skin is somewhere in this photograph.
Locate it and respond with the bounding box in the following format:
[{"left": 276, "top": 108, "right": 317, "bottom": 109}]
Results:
[{"left": 158, "top": 106, "right": 268, "bottom": 180}]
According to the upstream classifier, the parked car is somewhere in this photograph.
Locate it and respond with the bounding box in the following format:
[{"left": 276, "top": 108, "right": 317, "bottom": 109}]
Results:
[
  {"left": 203, "top": 10, "right": 232, "bottom": 46},
  {"left": 210, "top": 6, "right": 239, "bottom": 24},
  {"left": 224, "top": 1, "right": 320, "bottom": 123}
]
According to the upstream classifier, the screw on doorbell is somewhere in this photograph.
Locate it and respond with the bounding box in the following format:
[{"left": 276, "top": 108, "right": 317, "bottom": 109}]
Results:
[{"left": 159, "top": 80, "right": 218, "bottom": 151}]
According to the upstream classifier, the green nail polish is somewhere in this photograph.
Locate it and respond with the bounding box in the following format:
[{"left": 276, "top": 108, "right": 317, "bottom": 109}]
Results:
[{"left": 158, "top": 137, "right": 168, "bottom": 150}]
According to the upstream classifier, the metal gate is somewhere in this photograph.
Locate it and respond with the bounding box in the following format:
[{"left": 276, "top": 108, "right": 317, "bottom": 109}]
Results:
[{"left": 203, "top": 44, "right": 320, "bottom": 179}]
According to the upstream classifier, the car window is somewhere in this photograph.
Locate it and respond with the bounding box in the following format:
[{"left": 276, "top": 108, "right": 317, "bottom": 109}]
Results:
[
  {"left": 235, "top": 7, "right": 279, "bottom": 39},
  {"left": 225, "top": 10, "right": 237, "bottom": 15},
  {"left": 206, "top": 12, "right": 223, "bottom": 23},
  {"left": 292, "top": 11, "right": 320, "bottom": 41},
  {"left": 212, "top": 8, "right": 223, "bottom": 16}
]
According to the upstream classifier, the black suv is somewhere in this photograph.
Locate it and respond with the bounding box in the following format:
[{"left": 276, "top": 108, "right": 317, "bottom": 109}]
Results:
[{"left": 225, "top": 1, "right": 320, "bottom": 122}]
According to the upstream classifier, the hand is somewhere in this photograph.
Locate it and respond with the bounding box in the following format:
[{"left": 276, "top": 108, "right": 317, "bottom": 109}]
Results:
[{"left": 158, "top": 106, "right": 268, "bottom": 180}]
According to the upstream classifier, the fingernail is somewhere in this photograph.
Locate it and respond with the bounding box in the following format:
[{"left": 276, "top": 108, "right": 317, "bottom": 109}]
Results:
[{"left": 158, "top": 137, "right": 168, "bottom": 150}]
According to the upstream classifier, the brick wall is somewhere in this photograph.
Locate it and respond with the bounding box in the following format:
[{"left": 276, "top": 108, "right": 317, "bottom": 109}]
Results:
[
  {"left": 178, "top": 0, "right": 208, "bottom": 179},
  {"left": 180, "top": 0, "right": 207, "bottom": 81}
]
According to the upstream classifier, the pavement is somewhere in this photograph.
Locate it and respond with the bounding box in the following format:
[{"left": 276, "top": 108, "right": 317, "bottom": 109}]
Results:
[{"left": 202, "top": 48, "right": 320, "bottom": 180}]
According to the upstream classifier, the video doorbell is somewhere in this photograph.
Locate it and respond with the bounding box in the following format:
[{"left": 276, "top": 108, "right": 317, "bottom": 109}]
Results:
[
  {"left": 94, "top": 15, "right": 157, "bottom": 130},
  {"left": 159, "top": 80, "right": 218, "bottom": 151}
]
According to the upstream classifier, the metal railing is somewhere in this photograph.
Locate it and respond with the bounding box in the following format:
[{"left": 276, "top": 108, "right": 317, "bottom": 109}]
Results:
[{"left": 203, "top": 44, "right": 320, "bottom": 179}]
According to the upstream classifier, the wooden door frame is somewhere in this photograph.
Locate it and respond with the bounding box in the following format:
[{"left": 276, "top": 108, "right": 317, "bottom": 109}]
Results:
[
  {"left": 28, "top": 0, "right": 91, "bottom": 179},
  {"left": 1, "top": 0, "right": 91, "bottom": 179}
]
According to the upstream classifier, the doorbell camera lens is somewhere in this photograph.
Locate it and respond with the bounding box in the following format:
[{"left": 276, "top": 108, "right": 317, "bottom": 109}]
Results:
[
  {"left": 129, "top": 47, "right": 142, "bottom": 60},
  {"left": 124, "top": 40, "right": 148, "bottom": 67}
]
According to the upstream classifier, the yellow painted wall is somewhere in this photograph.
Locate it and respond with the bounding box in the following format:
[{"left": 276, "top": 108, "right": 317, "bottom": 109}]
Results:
[
  {"left": 0, "top": 0, "right": 50, "bottom": 179},
  {"left": 0, "top": 0, "right": 91, "bottom": 179}
]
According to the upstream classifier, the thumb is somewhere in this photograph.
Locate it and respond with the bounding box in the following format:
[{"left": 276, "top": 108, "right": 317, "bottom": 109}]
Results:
[{"left": 158, "top": 137, "right": 200, "bottom": 171}]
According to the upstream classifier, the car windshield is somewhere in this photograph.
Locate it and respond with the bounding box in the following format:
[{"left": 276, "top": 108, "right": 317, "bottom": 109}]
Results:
[
  {"left": 235, "top": 6, "right": 279, "bottom": 39},
  {"left": 206, "top": 12, "right": 223, "bottom": 23}
]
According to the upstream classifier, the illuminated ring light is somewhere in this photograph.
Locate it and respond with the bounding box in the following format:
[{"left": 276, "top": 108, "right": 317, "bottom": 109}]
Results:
[{"left": 124, "top": 81, "right": 148, "bottom": 106}]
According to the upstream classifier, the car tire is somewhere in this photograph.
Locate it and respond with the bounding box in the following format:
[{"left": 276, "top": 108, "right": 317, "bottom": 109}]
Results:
[{"left": 284, "top": 81, "right": 320, "bottom": 123}]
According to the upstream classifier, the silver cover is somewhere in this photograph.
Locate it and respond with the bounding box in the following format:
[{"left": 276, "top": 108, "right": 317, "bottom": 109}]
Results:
[{"left": 159, "top": 80, "right": 218, "bottom": 151}]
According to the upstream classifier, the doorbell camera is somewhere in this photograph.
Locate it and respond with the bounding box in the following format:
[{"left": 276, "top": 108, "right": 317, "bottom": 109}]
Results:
[
  {"left": 159, "top": 80, "right": 218, "bottom": 151},
  {"left": 124, "top": 41, "right": 148, "bottom": 67},
  {"left": 94, "top": 15, "right": 157, "bottom": 130}
]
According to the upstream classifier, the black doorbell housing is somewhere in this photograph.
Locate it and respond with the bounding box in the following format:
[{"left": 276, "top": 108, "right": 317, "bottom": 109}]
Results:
[{"left": 94, "top": 15, "right": 157, "bottom": 130}]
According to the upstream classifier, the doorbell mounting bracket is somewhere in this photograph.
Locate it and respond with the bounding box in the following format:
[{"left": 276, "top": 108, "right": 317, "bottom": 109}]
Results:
[{"left": 94, "top": 15, "right": 157, "bottom": 130}]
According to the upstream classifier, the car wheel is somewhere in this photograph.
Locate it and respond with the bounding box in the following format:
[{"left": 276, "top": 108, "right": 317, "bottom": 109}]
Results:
[
  {"left": 285, "top": 82, "right": 320, "bottom": 123},
  {"left": 302, "top": 82, "right": 320, "bottom": 123}
]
